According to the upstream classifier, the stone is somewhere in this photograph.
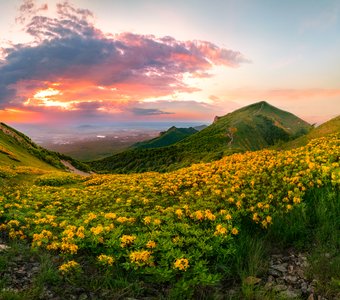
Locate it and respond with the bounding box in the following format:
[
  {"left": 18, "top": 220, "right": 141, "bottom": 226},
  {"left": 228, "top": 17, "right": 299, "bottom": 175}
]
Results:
[
  {"left": 301, "top": 281, "right": 308, "bottom": 294},
  {"left": 244, "top": 276, "right": 261, "bottom": 285},
  {"left": 272, "top": 254, "right": 283, "bottom": 259},
  {"left": 0, "top": 244, "right": 10, "bottom": 251},
  {"left": 288, "top": 264, "right": 294, "bottom": 273},
  {"left": 271, "top": 264, "right": 287, "bottom": 273},
  {"left": 296, "top": 268, "right": 304, "bottom": 277},
  {"left": 268, "top": 268, "right": 281, "bottom": 277},
  {"left": 267, "top": 275, "right": 275, "bottom": 283},
  {"left": 284, "top": 275, "right": 298, "bottom": 283}
]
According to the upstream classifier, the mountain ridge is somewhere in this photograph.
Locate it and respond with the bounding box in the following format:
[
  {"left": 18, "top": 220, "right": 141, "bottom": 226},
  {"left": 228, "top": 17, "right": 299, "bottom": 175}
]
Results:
[
  {"left": 90, "top": 101, "right": 313, "bottom": 173},
  {"left": 132, "top": 126, "right": 198, "bottom": 149}
]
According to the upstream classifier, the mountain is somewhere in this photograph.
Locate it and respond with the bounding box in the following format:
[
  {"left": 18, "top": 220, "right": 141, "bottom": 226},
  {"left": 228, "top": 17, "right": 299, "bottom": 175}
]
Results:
[
  {"left": 193, "top": 124, "right": 208, "bottom": 131},
  {"left": 0, "top": 123, "right": 90, "bottom": 172},
  {"left": 132, "top": 126, "right": 198, "bottom": 149},
  {"left": 90, "top": 101, "right": 312, "bottom": 173},
  {"left": 274, "top": 115, "right": 340, "bottom": 150}
]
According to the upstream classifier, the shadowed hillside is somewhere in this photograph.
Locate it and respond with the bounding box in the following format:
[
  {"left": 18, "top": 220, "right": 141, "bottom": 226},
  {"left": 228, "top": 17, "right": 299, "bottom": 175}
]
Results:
[
  {"left": 273, "top": 115, "right": 340, "bottom": 150},
  {"left": 132, "top": 126, "right": 198, "bottom": 149}
]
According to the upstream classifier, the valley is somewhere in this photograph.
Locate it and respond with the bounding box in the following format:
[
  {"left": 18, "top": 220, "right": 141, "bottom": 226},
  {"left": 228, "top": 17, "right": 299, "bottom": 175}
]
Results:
[{"left": 0, "top": 102, "right": 339, "bottom": 299}]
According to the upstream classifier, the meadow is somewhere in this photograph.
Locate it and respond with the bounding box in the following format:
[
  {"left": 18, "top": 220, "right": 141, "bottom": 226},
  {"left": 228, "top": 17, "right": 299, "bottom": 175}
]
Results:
[{"left": 0, "top": 134, "right": 339, "bottom": 299}]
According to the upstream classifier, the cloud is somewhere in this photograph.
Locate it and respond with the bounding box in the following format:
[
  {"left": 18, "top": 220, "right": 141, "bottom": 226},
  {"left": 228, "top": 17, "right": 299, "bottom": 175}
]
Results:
[
  {"left": 130, "top": 108, "right": 174, "bottom": 116},
  {"left": 16, "top": 0, "right": 48, "bottom": 25},
  {"left": 0, "top": 0, "right": 249, "bottom": 112}
]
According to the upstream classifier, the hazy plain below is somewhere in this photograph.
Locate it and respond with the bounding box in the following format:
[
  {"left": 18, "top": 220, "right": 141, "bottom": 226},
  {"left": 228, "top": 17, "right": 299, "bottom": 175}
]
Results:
[{"left": 11, "top": 122, "right": 208, "bottom": 161}]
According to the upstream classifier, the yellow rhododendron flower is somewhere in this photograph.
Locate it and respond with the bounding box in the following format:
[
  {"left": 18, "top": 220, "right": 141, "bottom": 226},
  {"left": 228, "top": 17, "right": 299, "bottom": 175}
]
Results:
[
  {"left": 231, "top": 228, "right": 239, "bottom": 235},
  {"left": 97, "top": 254, "right": 115, "bottom": 266},
  {"left": 59, "top": 260, "right": 80, "bottom": 274},
  {"left": 174, "top": 258, "right": 189, "bottom": 271},
  {"left": 146, "top": 240, "right": 157, "bottom": 248}
]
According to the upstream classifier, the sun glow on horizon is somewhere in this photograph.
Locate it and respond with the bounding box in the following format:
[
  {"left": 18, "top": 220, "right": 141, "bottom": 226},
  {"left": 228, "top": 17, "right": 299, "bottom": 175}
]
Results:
[
  {"left": 24, "top": 87, "right": 72, "bottom": 109},
  {"left": 0, "top": 108, "right": 44, "bottom": 123}
]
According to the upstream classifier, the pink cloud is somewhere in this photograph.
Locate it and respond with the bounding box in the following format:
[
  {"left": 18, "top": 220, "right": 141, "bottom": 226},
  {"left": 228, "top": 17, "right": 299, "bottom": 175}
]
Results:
[{"left": 0, "top": 1, "right": 249, "bottom": 114}]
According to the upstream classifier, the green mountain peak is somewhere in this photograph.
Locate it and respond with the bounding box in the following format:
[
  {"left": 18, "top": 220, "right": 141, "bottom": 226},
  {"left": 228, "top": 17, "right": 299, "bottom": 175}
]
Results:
[{"left": 90, "top": 101, "right": 313, "bottom": 173}]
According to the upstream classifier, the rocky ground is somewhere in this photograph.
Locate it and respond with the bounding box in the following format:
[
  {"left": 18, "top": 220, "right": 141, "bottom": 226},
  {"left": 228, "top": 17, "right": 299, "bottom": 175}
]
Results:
[
  {"left": 0, "top": 240, "right": 334, "bottom": 299},
  {"left": 263, "top": 250, "right": 327, "bottom": 300}
]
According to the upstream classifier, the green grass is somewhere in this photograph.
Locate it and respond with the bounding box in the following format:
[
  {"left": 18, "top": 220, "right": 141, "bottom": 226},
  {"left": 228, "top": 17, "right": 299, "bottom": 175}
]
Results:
[
  {"left": 0, "top": 130, "right": 57, "bottom": 171},
  {"left": 274, "top": 115, "right": 340, "bottom": 150},
  {"left": 0, "top": 185, "right": 338, "bottom": 299}
]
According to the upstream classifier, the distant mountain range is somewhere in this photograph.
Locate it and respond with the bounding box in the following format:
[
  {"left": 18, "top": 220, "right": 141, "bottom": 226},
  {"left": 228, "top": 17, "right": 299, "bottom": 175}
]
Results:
[{"left": 89, "top": 101, "right": 315, "bottom": 173}]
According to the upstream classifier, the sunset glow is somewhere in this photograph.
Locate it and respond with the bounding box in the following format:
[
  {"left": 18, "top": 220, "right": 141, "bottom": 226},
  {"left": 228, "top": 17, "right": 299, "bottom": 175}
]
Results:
[{"left": 0, "top": 0, "right": 339, "bottom": 125}]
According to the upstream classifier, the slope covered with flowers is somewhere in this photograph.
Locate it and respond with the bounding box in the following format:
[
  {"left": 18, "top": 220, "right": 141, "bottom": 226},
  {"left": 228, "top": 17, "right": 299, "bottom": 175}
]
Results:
[{"left": 0, "top": 134, "right": 339, "bottom": 285}]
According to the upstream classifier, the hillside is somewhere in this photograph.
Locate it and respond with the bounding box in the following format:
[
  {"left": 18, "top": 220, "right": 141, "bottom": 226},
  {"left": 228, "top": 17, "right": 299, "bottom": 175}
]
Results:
[
  {"left": 90, "top": 101, "right": 312, "bottom": 173},
  {"left": 132, "top": 126, "right": 198, "bottom": 149},
  {"left": 0, "top": 133, "right": 338, "bottom": 299},
  {"left": 0, "top": 123, "right": 90, "bottom": 172},
  {"left": 274, "top": 115, "right": 340, "bottom": 150}
]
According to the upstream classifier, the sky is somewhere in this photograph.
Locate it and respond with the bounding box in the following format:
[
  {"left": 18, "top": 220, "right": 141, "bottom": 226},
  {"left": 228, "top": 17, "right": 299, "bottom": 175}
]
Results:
[{"left": 0, "top": 0, "right": 339, "bottom": 126}]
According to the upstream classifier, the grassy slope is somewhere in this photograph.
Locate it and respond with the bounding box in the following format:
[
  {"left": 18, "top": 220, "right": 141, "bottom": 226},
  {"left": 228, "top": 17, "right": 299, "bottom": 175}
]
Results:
[
  {"left": 274, "top": 115, "right": 340, "bottom": 150},
  {"left": 0, "top": 123, "right": 90, "bottom": 172},
  {"left": 196, "top": 101, "right": 311, "bottom": 150},
  {"left": 0, "top": 125, "right": 57, "bottom": 171},
  {"left": 132, "top": 126, "right": 198, "bottom": 149},
  {"left": 90, "top": 101, "right": 312, "bottom": 173},
  {"left": 0, "top": 136, "right": 338, "bottom": 299}
]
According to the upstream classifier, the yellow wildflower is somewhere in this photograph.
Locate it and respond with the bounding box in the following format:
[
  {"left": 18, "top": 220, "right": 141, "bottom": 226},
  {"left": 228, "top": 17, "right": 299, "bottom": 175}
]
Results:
[
  {"left": 120, "top": 235, "right": 136, "bottom": 247},
  {"left": 143, "top": 216, "right": 152, "bottom": 224},
  {"left": 153, "top": 218, "right": 161, "bottom": 225},
  {"left": 90, "top": 225, "right": 103, "bottom": 235},
  {"left": 174, "top": 258, "right": 189, "bottom": 271},
  {"left": 225, "top": 214, "right": 232, "bottom": 221},
  {"left": 104, "top": 212, "right": 116, "bottom": 219},
  {"left": 59, "top": 260, "right": 80, "bottom": 274},
  {"left": 97, "top": 254, "right": 115, "bottom": 266},
  {"left": 175, "top": 209, "right": 183, "bottom": 218},
  {"left": 231, "top": 227, "right": 239, "bottom": 235},
  {"left": 146, "top": 240, "right": 157, "bottom": 248},
  {"left": 214, "top": 224, "right": 227, "bottom": 236},
  {"left": 129, "top": 250, "right": 153, "bottom": 266}
]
